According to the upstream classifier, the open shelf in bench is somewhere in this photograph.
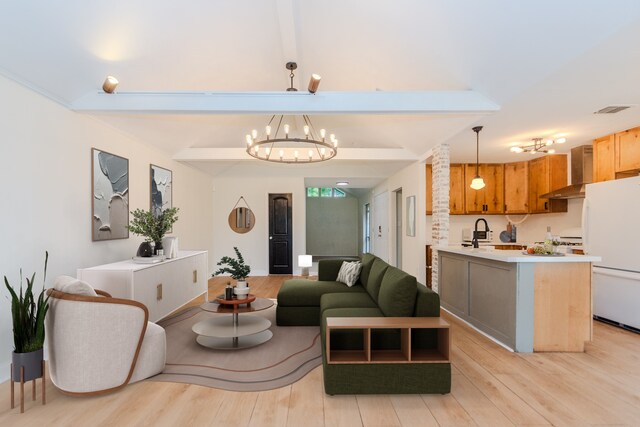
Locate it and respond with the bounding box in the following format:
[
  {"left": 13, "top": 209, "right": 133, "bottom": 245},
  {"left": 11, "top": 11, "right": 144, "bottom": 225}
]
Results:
[{"left": 326, "top": 317, "right": 450, "bottom": 365}]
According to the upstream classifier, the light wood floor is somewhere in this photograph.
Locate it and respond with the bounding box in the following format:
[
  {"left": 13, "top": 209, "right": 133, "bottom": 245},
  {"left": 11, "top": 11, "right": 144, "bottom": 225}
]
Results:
[{"left": 2, "top": 276, "right": 640, "bottom": 426}]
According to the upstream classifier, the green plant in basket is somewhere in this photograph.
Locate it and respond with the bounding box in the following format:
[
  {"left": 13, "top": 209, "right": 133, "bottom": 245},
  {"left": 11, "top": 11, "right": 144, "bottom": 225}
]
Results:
[{"left": 214, "top": 247, "right": 251, "bottom": 280}]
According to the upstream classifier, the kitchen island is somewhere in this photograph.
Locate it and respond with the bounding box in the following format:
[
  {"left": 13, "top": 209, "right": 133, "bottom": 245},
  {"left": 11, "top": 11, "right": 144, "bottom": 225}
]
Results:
[{"left": 436, "top": 247, "right": 601, "bottom": 352}]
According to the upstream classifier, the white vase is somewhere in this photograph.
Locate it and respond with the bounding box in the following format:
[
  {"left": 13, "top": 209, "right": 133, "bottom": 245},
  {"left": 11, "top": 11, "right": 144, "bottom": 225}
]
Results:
[{"left": 236, "top": 280, "right": 247, "bottom": 288}]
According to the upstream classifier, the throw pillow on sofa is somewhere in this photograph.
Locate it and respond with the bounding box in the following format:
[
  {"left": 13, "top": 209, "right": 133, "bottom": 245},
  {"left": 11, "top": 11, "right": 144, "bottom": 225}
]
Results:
[
  {"left": 336, "top": 261, "right": 362, "bottom": 287},
  {"left": 53, "top": 275, "right": 98, "bottom": 297}
]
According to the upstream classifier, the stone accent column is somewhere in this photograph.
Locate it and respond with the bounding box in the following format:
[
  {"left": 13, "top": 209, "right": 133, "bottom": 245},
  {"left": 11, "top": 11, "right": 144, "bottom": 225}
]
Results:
[{"left": 431, "top": 144, "right": 450, "bottom": 293}]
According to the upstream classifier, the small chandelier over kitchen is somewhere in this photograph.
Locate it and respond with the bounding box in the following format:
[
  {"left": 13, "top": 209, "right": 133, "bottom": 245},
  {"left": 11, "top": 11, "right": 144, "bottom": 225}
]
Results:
[
  {"left": 245, "top": 62, "right": 338, "bottom": 164},
  {"left": 510, "top": 137, "right": 566, "bottom": 154}
]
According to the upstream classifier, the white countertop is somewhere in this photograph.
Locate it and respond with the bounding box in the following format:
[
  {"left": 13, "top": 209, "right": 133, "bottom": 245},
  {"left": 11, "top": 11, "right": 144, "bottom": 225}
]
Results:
[
  {"left": 78, "top": 250, "right": 207, "bottom": 271},
  {"left": 435, "top": 246, "right": 601, "bottom": 263}
]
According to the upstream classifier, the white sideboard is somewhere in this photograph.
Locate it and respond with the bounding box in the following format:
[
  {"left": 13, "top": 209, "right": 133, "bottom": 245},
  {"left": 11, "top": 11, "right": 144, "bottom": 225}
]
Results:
[{"left": 78, "top": 251, "right": 208, "bottom": 322}]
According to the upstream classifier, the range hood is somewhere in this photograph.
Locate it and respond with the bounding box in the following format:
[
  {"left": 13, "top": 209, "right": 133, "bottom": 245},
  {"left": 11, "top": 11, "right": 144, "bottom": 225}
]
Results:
[{"left": 541, "top": 145, "right": 593, "bottom": 199}]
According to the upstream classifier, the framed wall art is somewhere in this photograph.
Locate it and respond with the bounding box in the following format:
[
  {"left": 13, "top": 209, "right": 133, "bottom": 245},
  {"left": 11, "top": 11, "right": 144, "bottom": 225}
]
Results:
[
  {"left": 150, "top": 164, "right": 173, "bottom": 217},
  {"left": 92, "top": 148, "right": 129, "bottom": 241}
]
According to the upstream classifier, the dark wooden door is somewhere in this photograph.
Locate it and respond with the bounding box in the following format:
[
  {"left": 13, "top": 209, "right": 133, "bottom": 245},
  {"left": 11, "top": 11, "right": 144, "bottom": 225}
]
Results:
[{"left": 269, "top": 193, "right": 292, "bottom": 274}]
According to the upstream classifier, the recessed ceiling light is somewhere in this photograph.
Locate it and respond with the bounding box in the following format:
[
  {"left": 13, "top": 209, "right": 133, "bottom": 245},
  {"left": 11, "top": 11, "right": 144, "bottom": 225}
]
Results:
[{"left": 336, "top": 181, "right": 349, "bottom": 186}]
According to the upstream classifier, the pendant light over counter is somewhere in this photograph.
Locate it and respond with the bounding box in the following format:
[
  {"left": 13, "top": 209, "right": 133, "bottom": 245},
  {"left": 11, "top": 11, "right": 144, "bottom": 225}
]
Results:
[{"left": 470, "top": 126, "right": 486, "bottom": 190}]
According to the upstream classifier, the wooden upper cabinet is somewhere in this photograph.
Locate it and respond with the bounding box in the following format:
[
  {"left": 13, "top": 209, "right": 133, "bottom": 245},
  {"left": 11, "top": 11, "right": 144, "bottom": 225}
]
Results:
[
  {"left": 615, "top": 127, "right": 640, "bottom": 173},
  {"left": 593, "top": 135, "right": 616, "bottom": 182},
  {"left": 528, "top": 155, "right": 568, "bottom": 214},
  {"left": 425, "top": 164, "right": 433, "bottom": 214},
  {"left": 504, "top": 161, "right": 529, "bottom": 214},
  {"left": 425, "top": 163, "right": 465, "bottom": 215},
  {"left": 464, "top": 164, "right": 504, "bottom": 214},
  {"left": 449, "top": 164, "right": 466, "bottom": 214}
]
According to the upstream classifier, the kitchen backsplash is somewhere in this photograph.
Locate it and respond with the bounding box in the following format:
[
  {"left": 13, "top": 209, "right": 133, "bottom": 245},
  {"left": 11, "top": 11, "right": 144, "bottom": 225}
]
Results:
[{"left": 427, "top": 198, "right": 584, "bottom": 245}]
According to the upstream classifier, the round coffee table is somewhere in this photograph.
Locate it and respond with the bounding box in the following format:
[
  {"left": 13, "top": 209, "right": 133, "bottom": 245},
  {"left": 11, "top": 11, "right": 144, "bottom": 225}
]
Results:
[{"left": 192, "top": 296, "right": 275, "bottom": 350}]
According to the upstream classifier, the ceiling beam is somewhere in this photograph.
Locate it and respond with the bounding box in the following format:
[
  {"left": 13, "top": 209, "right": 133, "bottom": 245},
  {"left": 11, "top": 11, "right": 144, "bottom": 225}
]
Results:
[
  {"left": 173, "top": 147, "right": 418, "bottom": 162},
  {"left": 72, "top": 90, "right": 499, "bottom": 114}
]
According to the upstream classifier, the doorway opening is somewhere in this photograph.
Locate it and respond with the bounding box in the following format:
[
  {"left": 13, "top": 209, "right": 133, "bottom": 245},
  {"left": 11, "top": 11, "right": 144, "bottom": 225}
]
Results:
[{"left": 394, "top": 188, "right": 403, "bottom": 268}]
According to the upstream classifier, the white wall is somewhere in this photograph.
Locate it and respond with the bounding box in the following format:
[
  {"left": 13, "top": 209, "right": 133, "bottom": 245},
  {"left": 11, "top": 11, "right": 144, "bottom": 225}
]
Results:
[
  {"left": 306, "top": 197, "right": 359, "bottom": 256},
  {"left": 211, "top": 174, "right": 306, "bottom": 276},
  {"left": 373, "top": 161, "right": 427, "bottom": 284},
  {"left": 0, "top": 75, "right": 214, "bottom": 382}
]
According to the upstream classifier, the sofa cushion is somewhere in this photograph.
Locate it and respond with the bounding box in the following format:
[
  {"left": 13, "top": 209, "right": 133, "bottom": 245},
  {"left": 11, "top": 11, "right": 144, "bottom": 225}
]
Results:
[
  {"left": 359, "top": 253, "right": 377, "bottom": 289},
  {"left": 278, "top": 279, "right": 366, "bottom": 307},
  {"left": 365, "top": 259, "right": 389, "bottom": 302},
  {"left": 377, "top": 267, "right": 418, "bottom": 317},
  {"left": 414, "top": 283, "right": 440, "bottom": 317},
  {"left": 320, "top": 292, "right": 378, "bottom": 314}
]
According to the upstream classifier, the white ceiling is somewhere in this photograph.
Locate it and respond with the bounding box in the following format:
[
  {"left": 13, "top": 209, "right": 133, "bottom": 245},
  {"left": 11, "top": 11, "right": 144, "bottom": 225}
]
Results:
[{"left": 2, "top": 0, "right": 640, "bottom": 181}]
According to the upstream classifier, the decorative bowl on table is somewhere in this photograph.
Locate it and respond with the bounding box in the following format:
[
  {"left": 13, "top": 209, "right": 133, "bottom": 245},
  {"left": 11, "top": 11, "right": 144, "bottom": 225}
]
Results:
[{"left": 234, "top": 286, "right": 251, "bottom": 297}]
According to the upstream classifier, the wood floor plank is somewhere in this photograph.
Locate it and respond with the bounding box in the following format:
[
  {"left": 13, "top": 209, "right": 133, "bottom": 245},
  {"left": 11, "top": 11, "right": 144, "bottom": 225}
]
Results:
[
  {"left": 356, "top": 395, "right": 401, "bottom": 427},
  {"left": 249, "top": 386, "right": 291, "bottom": 427},
  {"left": 389, "top": 394, "right": 439, "bottom": 427},
  {"left": 421, "top": 392, "right": 476, "bottom": 426},
  {"left": 2, "top": 276, "right": 640, "bottom": 427},
  {"left": 450, "top": 374, "right": 513, "bottom": 427},
  {"left": 323, "top": 394, "right": 363, "bottom": 427},
  {"left": 452, "top": 344, "right": 548, "bottom": 425},
  {"left": 287, "top": 367, "right": 324, "bottom": 427},
  {"left": 210, "top": 390, "right": 259, "bottom": 427}
]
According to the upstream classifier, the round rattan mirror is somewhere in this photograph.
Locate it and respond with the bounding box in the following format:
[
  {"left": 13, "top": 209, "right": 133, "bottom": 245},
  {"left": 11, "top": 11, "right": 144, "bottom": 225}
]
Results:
[{"left": 228, "top": 206, "right": 255, "bottom": 234}]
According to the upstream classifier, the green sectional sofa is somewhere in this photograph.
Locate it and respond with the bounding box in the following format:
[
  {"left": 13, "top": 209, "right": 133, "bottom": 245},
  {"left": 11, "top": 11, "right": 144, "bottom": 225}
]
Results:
[{"left": 276, "top": 253, "right": 451, "bottom": 395}]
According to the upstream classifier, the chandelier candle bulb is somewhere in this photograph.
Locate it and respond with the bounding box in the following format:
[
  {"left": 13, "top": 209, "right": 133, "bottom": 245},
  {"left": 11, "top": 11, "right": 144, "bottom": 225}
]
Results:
[
  {"left": 266, "top": 126, "right": 271, "bottom": 136},
  {"left": 320, "top": 129, "right": 326, "bottom": 139},
  {"left": 266, "top": 147, "right": 271, "bottom": 155},
  {"left": 252, "top": 129, "right": 258, "bottom": 139},
  {"left": 294, "top": 150, "right": 299, "bottom": 159},
  {"left": 284, "top": 124, "right": 290, "bottom": 137},
  {"left": 304, "top": 125, "right": 309, "bottom": 136},
  {"left": 246, "top": 135, "right": 252, "bottom": 145},
  {"left": 279, "top": 150, "right": 284, "bottom": 159},
  {"left": 308, "top": 150, "right": 313, "bottom": 158}
]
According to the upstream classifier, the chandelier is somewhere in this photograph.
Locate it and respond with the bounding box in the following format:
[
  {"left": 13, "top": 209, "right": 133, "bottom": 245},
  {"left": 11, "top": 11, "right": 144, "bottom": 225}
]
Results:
[
  {"left": 510, "top": 137, "right": 566, "bottom": 154},
  {"left": 245, "top": 63, "right": 338, "bottom": 164}
]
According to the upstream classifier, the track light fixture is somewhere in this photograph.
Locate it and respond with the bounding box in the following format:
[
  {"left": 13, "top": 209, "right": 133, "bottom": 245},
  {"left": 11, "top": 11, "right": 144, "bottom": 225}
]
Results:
[{"left": 102, "top": 76, "right": 119, "bottom": 93}]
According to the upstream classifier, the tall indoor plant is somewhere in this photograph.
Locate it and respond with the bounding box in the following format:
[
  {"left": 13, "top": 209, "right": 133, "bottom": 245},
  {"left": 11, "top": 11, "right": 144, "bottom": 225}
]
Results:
[
  {"left": 127, "top": 207, "right": 179, "bottom": 256},
  {"left": 4, "top": 252, "right": 50, "bottom": 383},
  {"left": 213, "top": 247, "right": 251, "bottom": 285}
]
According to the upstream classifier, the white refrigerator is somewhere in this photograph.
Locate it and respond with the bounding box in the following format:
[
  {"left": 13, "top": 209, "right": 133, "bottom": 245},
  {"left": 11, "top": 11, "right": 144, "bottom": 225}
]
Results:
[{"left": 583, "top": 175, "right": 640, "bottom": 331}]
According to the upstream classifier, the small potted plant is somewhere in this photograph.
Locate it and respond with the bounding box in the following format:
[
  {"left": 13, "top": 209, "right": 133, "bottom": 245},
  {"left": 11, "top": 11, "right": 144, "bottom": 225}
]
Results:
[
  {"left": 127, "top": 207, "right": 179, "bottom": 256},
  {"left": 213, "top": 247, "right": 251, "bottom": 287},
  {"left": 4, "top": 252, "right": 50, "bottom": 386}
]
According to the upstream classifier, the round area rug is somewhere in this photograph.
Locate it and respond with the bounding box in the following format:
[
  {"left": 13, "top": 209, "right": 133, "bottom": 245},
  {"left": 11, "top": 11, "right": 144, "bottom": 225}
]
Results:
[{"left": 150, "top": 301, "right": 322, "bottom": 391}]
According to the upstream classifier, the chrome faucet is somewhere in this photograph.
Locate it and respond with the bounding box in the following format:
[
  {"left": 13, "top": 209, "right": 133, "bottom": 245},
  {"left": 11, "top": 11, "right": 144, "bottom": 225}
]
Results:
[{"left": 472, "top": 218, "right": 490, "bottom": 248}]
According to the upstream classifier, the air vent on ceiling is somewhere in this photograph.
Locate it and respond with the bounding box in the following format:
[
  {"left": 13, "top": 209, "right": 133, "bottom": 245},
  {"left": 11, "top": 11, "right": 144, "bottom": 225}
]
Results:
[{"left": 594, "top": 105, "right": 631, "bottom": 114}]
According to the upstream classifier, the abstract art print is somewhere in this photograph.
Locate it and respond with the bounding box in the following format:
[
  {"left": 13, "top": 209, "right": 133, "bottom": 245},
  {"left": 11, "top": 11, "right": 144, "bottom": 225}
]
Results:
[
  {"left": 150, "top": 164, "right": 172, "bottom": 217},
  {"left": 92, "top": 148, "right": 129, "bottom": 241}
]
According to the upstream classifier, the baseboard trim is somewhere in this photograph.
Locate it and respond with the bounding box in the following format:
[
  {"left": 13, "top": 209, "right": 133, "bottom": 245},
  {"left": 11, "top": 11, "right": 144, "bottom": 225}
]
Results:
[
  {"left": 441, "top": 307, "right": 515, "bottom": 353},
  {"left": 0, "top": 361, "right": 9, "bottom": 383}
]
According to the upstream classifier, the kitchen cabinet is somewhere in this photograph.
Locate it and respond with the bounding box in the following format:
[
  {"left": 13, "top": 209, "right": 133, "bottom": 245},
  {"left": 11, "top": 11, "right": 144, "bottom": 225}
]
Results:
[
  {"left": 615, "top": 127, "right": 640, "bottom": 173},
  {"left": 528, "top": 155, "right": 567, "bottom": 213},
  {"left": 464, "top": 164, "right": 504, "bottom": 214},
  {"left": 504, "top": 161, "right": 529, "bottom": 214},
  {"left": 593, "top": 135, "right": 615, "bottom": 182},
  {"left": 425, "top": 163, "right": 465, "bottom": 215}
]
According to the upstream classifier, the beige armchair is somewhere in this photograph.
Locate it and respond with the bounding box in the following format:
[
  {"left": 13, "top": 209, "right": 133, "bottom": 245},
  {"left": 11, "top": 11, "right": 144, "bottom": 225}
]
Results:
[{"left": 45, "top": 277, "right": 166, "bottom": 395}]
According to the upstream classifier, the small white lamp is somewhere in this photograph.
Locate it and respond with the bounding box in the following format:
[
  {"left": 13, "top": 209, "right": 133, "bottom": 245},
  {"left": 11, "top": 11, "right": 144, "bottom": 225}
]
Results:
[{"left": 298, "top": 255, "right": 313, "bottom": 277}]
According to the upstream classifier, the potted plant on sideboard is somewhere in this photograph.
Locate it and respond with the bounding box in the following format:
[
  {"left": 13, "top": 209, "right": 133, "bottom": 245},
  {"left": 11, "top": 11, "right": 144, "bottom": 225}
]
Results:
[
  {"left": 4, "top": 252, "right": 50, "bottom": 394},
  {"left": 213, "top": 247, "right": 251, "bottom": 287},
  {"left": 127, "top": 207, "right": 179, "bottom": 257}
]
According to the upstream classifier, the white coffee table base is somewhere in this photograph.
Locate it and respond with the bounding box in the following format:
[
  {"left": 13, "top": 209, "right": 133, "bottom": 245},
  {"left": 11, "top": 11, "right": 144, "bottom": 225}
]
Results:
[
  {"left": 193, "top": 313, "right": 273, "bottom": 350},
  {"left": 196, "top": 330, "right": 273, "bottom": 350}
]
